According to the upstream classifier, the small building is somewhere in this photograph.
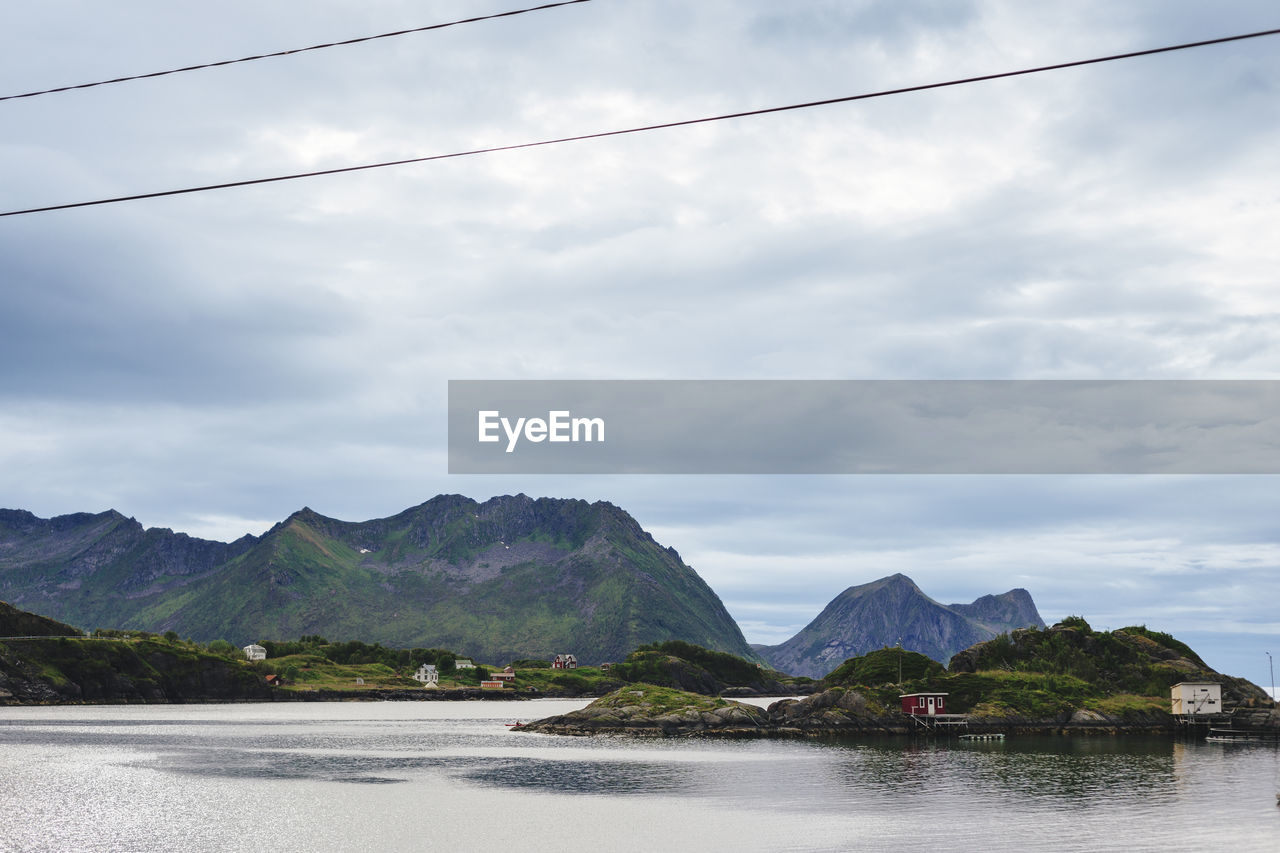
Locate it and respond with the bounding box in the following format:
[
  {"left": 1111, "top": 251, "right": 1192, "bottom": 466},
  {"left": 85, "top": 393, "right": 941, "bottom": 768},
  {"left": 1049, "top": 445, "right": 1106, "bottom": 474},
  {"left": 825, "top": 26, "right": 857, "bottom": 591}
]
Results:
[
  {"left": 480, "top": 679, "right": 505, "bottom": 690},
  {"left": 413, "top": 663, "right": 439, "bottom": 687},
  {"left": 1171, "top": 682, "right": 1221, "bottom": 715},
  {"left": 900, "top": 692, "right": 949, "bottom": 716},
  {"left": 600, "top": 662, "right": 612, "bottom": 672},
  {"left": 264, "top": 674, "right": 281, "bottom": 687},
  {"left": 243, "top": 644, "right": 266, "bottom": 661},
  {"left": 490, "top": 666, "right": 516, "bottom": 682},
  {"left": 455, "top": 659, "right": 476, "bottom": 670},
  {"left": 552, "top": 654, "right": 578, "bottom": 670}
]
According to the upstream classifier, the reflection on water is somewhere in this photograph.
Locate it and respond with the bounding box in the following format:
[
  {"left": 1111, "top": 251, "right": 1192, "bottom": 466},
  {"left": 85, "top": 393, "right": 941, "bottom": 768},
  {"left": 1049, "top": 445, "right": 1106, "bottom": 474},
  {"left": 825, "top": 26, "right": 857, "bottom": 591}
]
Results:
[
  {"left": 462, "top": 757, "right": 693, "bottom": 795},
  {"left": 2, "top": 702, "right": 1277, "bottom": 852},
  {"left": 815, "top": 736, "right": 1177, "bottom": 804}
]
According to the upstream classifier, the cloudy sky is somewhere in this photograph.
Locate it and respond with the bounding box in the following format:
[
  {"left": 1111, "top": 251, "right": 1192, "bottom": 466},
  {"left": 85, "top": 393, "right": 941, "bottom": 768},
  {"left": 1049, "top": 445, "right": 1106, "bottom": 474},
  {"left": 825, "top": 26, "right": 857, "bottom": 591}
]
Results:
[{"left": 3, "top": 1, "right": 1278, "bottom": 689}]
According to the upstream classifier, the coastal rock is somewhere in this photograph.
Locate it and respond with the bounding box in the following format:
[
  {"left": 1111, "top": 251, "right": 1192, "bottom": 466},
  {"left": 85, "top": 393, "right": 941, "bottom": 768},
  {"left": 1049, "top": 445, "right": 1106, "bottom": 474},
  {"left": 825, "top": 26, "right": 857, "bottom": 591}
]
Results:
[
  {"left": 516, "top": 686, "right": 905, "bottom": 737},
  {"left": 1069, "top": 709, "right": 1108, "bottom": 724},
  {"left": 517, "top": 685, "right": 774, "bottom": 737}
]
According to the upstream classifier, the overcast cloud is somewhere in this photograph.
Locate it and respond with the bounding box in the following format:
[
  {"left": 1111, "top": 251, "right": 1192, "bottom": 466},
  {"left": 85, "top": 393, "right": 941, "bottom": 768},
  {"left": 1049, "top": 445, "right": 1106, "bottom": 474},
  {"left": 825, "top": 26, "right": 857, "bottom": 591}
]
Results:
[{"left": 2, "top": 1, "right": 1278, "bottom": 688}]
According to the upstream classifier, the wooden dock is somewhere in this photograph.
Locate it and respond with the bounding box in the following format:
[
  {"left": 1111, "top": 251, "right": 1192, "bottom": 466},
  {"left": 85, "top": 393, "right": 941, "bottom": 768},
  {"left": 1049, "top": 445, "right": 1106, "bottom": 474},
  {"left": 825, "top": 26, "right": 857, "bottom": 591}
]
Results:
[{"left": 907, "top": 713, "right": 970, "bottom": 731}]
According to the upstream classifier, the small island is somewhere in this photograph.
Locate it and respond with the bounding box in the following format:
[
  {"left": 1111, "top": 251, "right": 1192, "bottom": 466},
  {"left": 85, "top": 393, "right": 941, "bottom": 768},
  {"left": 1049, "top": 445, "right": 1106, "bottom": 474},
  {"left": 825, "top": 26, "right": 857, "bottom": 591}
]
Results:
[{"left": 517, "top": 618, "right": 1279, "bottom": 738}]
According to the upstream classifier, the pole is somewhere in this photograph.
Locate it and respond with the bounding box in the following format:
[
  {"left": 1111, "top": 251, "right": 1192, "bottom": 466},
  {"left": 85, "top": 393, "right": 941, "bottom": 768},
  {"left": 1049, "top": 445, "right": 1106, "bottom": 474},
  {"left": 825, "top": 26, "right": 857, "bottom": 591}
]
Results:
[{"left": 1268, "top": 651, "right": 1275, "bottom": 705}]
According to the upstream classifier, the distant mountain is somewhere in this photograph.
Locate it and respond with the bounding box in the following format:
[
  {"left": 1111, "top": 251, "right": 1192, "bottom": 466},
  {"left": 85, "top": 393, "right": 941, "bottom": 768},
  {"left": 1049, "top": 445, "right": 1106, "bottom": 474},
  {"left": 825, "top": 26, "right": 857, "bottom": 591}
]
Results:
[
  {"left": 0, "top": 496, "right": 755, "bottom": 666},
  {"left": 753, "top": 574, "right": 1044, "bottom": 678}
]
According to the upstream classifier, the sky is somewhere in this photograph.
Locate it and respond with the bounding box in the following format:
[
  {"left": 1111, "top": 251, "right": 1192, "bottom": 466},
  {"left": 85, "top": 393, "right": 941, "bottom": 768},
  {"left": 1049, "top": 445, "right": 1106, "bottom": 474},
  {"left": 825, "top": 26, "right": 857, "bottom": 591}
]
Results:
[{"left": 2, "top": 1, "right": 1278, "bottom": 690}]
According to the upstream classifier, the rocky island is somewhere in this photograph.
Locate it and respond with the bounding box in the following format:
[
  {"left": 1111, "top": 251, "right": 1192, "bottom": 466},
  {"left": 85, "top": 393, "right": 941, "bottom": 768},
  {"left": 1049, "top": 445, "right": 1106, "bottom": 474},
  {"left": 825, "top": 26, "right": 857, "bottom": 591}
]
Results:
[{"left": 517, "top": 619, "right": 1279, "bottom": 738}]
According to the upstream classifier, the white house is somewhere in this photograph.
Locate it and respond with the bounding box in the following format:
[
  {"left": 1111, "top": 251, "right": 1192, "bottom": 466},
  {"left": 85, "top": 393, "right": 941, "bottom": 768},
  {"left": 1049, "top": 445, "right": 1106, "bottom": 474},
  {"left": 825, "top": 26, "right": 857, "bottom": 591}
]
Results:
[
  {"left": 413, "top": 663, "right": 439, "bottom": 687},
  {"left": 1171, "top": 682, "right": 1221, "bottom": 715},
  {"left": 455, "top": 659, "right": 476, "bottom": 670},
  {"left": 242, "top": 644, "right": 266, "bottom": 661}
]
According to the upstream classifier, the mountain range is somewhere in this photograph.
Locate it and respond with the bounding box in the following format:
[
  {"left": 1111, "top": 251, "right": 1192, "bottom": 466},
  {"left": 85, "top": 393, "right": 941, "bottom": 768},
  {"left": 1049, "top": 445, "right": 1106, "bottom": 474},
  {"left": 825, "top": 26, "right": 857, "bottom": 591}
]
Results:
[
  {"left": 753, "top": 573, "right": 1044, "bottom": 678},
  {"left": 0, "top": 495, "right": 754, "bottom": 665},
  {"left": 0, "top": 496, "right": 1044, "bottom": 676}
]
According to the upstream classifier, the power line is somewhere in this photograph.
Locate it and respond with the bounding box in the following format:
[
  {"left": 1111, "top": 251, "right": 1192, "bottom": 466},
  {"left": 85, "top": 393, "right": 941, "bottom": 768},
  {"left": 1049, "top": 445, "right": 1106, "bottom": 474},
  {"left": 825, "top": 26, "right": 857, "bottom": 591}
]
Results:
[
  {"left": 3, "top": 26, "right": 1277, "bottom": 218},
  {"left": 0, "top": 0, "right": 592, "bottom": 103}
]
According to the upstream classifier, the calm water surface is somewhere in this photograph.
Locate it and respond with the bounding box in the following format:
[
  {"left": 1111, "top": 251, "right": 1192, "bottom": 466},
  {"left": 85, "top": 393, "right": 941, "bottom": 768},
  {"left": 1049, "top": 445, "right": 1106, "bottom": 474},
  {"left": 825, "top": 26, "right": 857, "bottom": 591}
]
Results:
[{"left": 2, "top": 700, "right": 1277, "bottom": 852}]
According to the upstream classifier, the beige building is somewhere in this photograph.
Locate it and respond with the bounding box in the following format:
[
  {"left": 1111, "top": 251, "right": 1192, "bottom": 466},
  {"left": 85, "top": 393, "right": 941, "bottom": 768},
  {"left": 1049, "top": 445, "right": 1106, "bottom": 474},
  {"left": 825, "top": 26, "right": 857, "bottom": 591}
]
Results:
[{"left": 1170, "top": 682, "right": 1221, "bottom": 715}]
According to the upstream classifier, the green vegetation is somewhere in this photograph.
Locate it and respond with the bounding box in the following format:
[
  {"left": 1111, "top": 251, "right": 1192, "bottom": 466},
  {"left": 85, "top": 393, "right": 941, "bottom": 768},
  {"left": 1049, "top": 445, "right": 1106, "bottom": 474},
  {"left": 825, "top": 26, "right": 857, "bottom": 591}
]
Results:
[
  {"left": 942, "top": 671, "right": 1093, "bottom": 719},
  {"left": 262, "top": 656, "right": 418, "bottom": 691},
  {"left": 635, "top": 641, "right": 763, "bottom": 682},
  {"left": 205, "top": 639, "right": 239, "bottom": 659},
  {"left": 949, "top": 620, "right": 1211, "bottom": 696},
  {"left": 1118, "top": 625, "right": 1207, "bottom": 668},
  {"left": 1089, "top": 693, "right": 1169, "bottom": 717},
  {"left": 824, "top": 646, "right": 944, "bottom": 687},
  {"left": 819, "top": 619, "right": 1267, "bottom": 721},
  {"left": 613, "top": 641, "right": 753, "bottom": 686},
  {"left": 0, "top": 633, "right": 268, "bottom": 703},
  {"left": 258, "top": 637, "right": 458, "bottom": 673},
  {"left": 248, "top": 651, "right": 623, "bottom": 694},
  {"left": 604, "top": 641, "right": 803, "bottom": 695},
  {"left": 591, "top": 684, "right": 732, "bottom": 715},
  {"left": 197, "top": 631, "right": 627, "bottom": 694},
  {"left": 0, "top": 601, "right": 81, "bottom": 638}
]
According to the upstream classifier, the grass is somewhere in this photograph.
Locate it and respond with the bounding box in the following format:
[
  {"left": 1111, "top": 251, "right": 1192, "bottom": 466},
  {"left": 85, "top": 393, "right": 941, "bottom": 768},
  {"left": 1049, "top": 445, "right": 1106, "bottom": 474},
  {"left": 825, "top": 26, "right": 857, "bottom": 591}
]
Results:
[
  {"left": 0, "top": 635, "right": 267, "bottom": 702},
  {"left": 1086, "top": 693, "right": 1169, "bottom": 717},
  {"left": 591, "top": 684, "right": 731, "bottom": 715},
  {"left": 259, "top": 652, "right": 620, "bottom": 694}
]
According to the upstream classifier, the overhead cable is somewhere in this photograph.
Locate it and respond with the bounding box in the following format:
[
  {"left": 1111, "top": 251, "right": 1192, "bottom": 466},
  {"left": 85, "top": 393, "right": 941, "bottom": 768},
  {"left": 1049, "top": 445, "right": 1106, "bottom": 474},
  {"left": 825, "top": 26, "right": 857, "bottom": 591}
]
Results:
[
  {"left": 0, "top": 0, "right": 592, "bottom": 102},
  {"left": 3, "top": 26, "right": 1277, "bottom": 218}
]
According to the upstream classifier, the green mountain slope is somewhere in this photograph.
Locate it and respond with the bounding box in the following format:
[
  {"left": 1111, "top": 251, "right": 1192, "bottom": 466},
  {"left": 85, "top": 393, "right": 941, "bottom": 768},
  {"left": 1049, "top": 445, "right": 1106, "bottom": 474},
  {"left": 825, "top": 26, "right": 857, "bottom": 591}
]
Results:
[
  {"left": 0, "top": 496, "right": 755, "bottom": 665},
  {"left": 0, "top": 508, "right": 256, "bottom": 630}
]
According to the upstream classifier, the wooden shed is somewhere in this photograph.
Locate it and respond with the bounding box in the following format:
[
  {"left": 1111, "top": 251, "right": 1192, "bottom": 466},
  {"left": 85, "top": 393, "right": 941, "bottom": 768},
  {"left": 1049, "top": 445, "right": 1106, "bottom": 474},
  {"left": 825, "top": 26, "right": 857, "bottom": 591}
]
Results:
[{"left": 900, "top": 692, "right": 949, "bottom": 716}]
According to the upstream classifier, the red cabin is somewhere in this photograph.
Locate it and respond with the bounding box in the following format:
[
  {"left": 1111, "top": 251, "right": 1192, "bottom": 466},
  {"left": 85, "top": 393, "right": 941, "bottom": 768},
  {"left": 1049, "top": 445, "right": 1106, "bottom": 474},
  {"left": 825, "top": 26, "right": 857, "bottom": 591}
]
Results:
[{"left": 899, "top": 692, "right": 948, "bottom": 716}]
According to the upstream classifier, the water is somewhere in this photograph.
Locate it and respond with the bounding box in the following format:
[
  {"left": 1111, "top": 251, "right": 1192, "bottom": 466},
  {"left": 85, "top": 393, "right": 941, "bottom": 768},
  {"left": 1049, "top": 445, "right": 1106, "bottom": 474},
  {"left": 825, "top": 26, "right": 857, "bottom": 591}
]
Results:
[{"left": 1, "top": 700, "right": 1277, "bottom": 852}]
